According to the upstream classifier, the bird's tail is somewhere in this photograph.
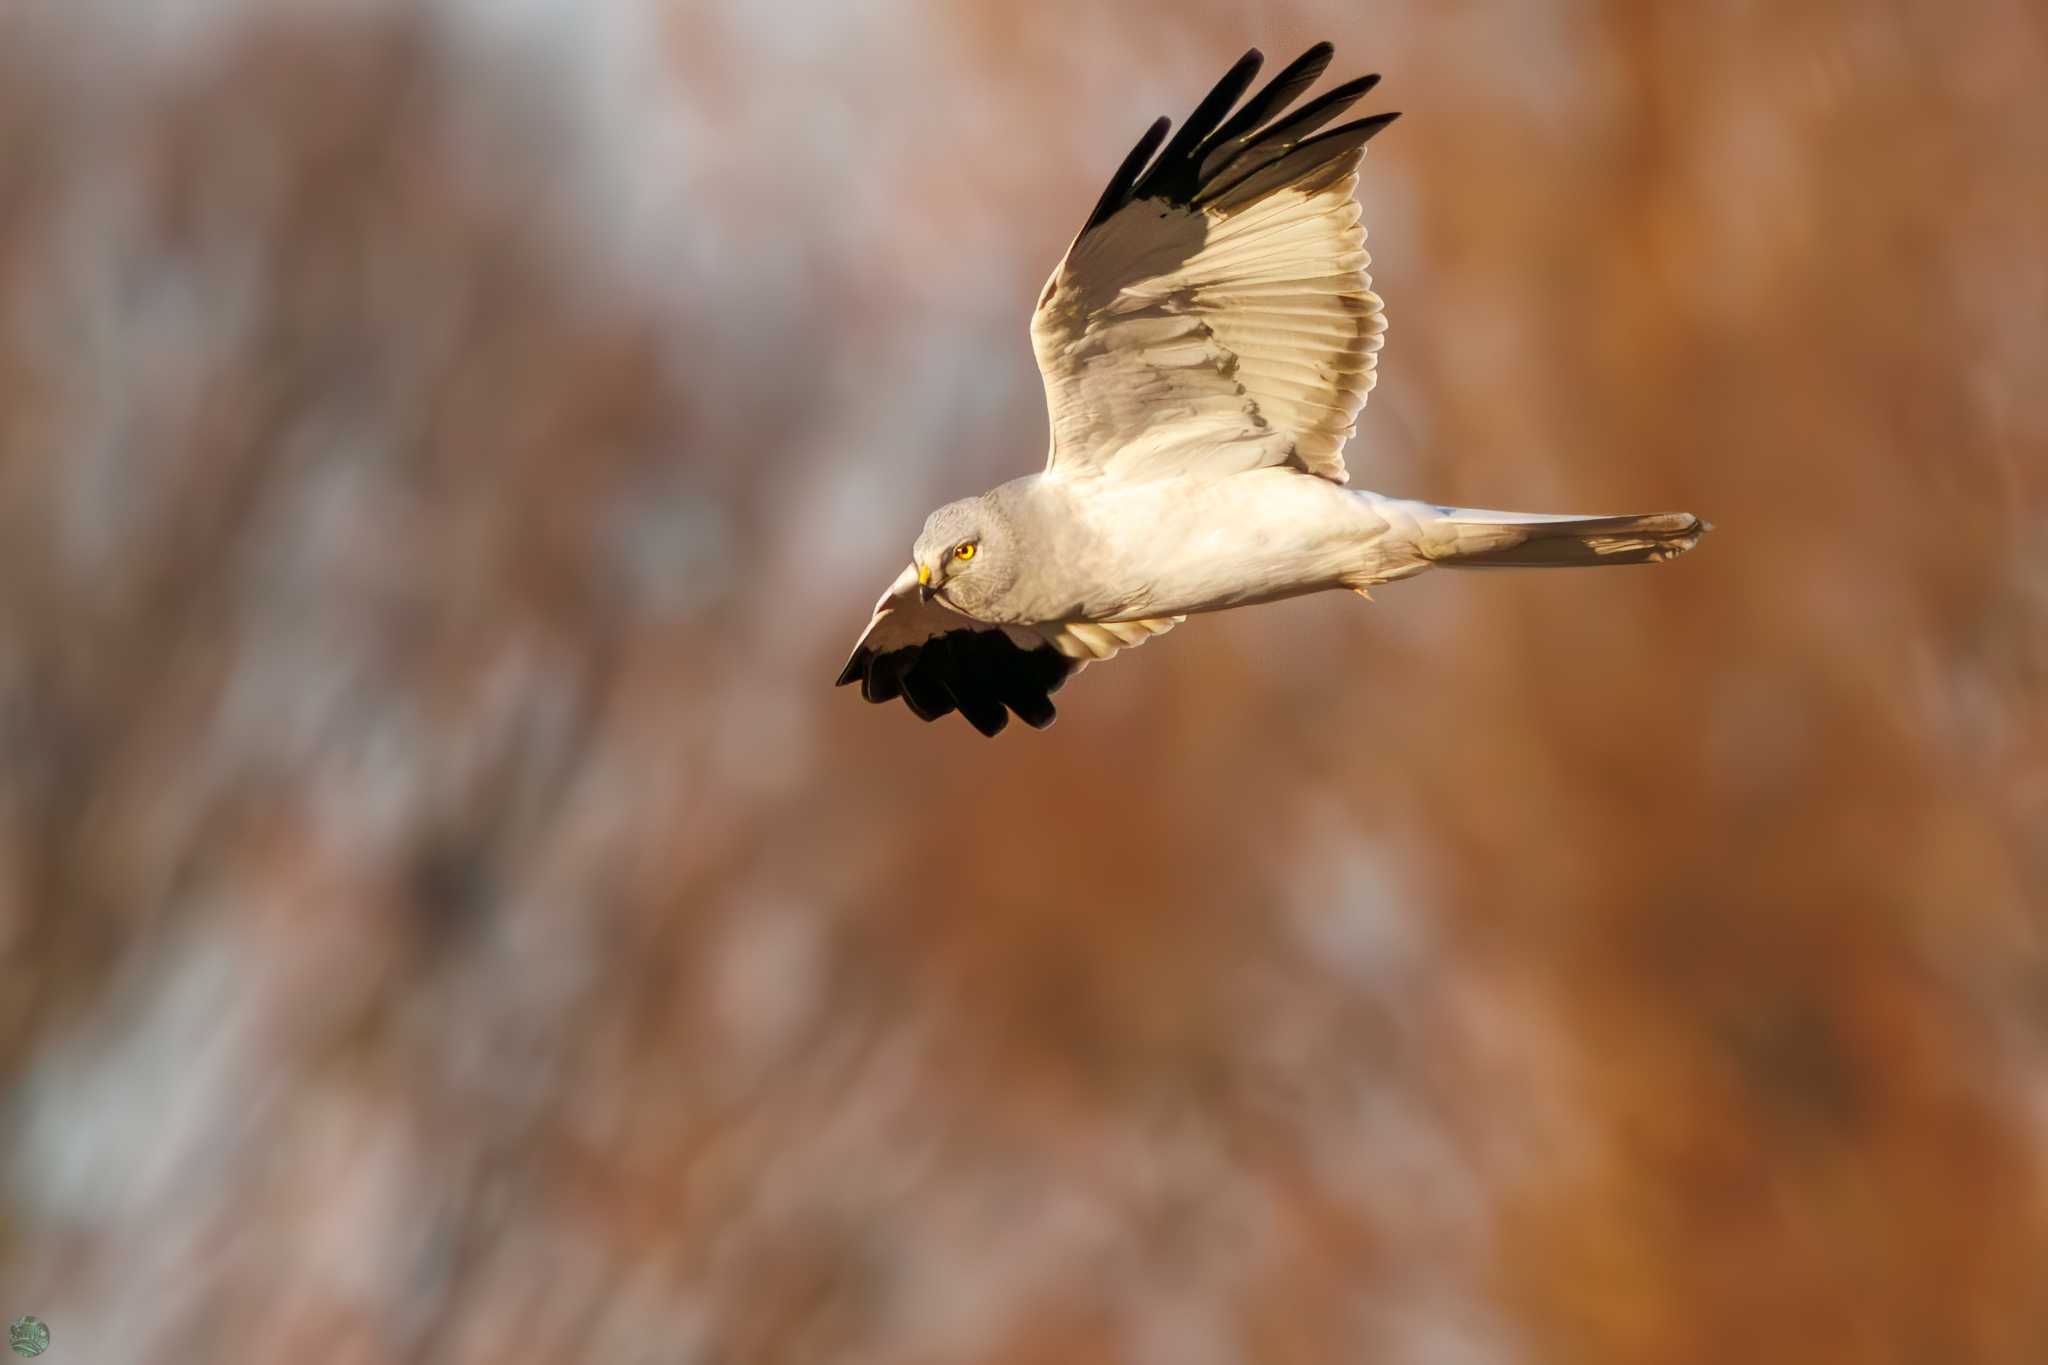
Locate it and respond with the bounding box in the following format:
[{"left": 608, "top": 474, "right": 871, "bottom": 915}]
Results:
[{"left": 1424, "top": 507, "right": 1709, "bottom": 568}]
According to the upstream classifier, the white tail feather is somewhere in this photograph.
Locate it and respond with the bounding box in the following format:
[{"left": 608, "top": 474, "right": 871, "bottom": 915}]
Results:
[{"left": 1428, "top": 508, "right": 1709, "bottom": 568}]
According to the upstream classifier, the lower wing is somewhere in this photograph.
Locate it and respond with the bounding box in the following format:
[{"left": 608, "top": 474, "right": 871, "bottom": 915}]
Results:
[{"left": 835, "top": 566, "right": 1178, "bottom": 736}]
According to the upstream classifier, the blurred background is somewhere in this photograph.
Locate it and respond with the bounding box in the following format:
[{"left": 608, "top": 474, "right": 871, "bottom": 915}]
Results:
[{"left": 1, "top": 0, "right": 2044, "bottom": 1361}]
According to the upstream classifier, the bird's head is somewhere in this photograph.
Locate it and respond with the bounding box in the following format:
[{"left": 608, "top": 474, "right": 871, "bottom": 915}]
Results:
[{"left": 910, "top": 495, "right": 1012, "bottom": 615}]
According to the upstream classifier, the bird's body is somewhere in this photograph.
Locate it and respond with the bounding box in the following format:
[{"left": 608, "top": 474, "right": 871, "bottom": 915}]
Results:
[
  {"left": 967, "top": 472, "right": 1437, "bottom": 624},
  {"left": 837, "top": 43, "right": 1708, "bottom": 735}
]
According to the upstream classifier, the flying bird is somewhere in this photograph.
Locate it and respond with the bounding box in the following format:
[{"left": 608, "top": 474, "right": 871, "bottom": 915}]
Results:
[{"left": 837, "top": 43, "right": 1706, "bottom": 735}]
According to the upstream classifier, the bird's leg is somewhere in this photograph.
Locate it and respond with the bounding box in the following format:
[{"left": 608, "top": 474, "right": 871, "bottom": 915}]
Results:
[{"left": 1353, "top": 587, "right": 1374, "bottom": 602}]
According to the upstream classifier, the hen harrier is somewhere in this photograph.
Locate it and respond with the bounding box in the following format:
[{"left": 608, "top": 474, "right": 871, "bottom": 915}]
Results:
[{"left": 837, "top": 43, "right": 1706, "bottom": 735}]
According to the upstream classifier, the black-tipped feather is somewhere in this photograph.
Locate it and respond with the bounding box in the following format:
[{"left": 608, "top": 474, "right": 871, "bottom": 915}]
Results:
[
  {"left": 1082, "top": 116, "right": 1171, "bottom": 233},
  {"left": 860, "top": 648, "right": 908, "bottom": 703},
  {"left": 1195, "top": 74, "right": 1387, "bottom": 189},
  {"left": 998, "top": 675, "right": 1060, "bottom": 730},
  {"left": 1077, "top": 43, "right": 1395, "bottom": 237},
  {"left": 1130, "top": 47, "right": 1266, "bottom": 204},
  {"left": 898, "top": 663, "right": 954, "bottom": 722},
  {"left": 836, "top": 630, "right": 1075, "bottom": 736},
  {"left": 1190, "top": 42, "right": 1335, "bottom": 175},
  {"left": 942, "top": 637, "right": 1013, "bottom": 737},
  {"left": 1197, "top": 110, "right": 1401, "bottom": 209}
]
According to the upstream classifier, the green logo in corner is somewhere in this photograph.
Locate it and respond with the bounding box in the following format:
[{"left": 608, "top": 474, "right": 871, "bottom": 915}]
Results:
[{"left": 7, "top": 1317, "right": 48, "bottom": 1358}]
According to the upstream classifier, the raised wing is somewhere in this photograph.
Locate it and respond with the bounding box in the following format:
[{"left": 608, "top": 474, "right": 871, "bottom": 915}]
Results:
[
  {"left": 1032, "top": 44, "right": 1397, "bottom": 487},
  {"left": 835, "top": 566, "right": 1178, "bottom": 736}
]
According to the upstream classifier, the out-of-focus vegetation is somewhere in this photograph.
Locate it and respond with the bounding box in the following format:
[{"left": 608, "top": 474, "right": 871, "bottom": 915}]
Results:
[{"left": 1, "top": 1, "right": 2043, "bottom": 1361}]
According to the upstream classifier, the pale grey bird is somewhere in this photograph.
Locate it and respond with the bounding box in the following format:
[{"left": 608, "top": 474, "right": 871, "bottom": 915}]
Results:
[{"left": 837, "top": 43, "right": 1706, "bottom": 736}]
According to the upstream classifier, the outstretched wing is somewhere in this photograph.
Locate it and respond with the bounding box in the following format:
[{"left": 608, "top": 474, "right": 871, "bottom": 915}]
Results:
[
  {"left": 1031, "top": 44, "right": 1397, "bottom": 487},
  {"left": 835, "top": 566, "right": 1179, "bottom": 736}
]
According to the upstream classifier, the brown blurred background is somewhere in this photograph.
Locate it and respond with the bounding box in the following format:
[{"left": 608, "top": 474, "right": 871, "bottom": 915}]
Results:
[{"left": 1, "top": 1, "right": 2044, "bottom": 1361}]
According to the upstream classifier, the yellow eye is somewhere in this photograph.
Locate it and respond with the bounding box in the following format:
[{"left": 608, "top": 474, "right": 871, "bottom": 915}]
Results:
[{"left": 953, "top": 542, "right": 977, "bottom": 561}]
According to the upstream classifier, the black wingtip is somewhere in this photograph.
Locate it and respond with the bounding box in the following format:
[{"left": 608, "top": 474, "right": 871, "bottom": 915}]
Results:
[
  {"left": 1074, "top": 42, "right": 1396, "bottom": 233},
  {"left": 1354, "top": 111, "right": 1402, "bottom": 142},
  {"left": 1083, "top": 115, "right": 1172, "bottom": 233},
  {"left": 1191, "top": 62, "right": 1318, "bottom": 186},
  {"left": 834, "top": 651, "right": 866, "bottom": 687},
  {"left": 841, "top": 629, "right": 1078, "bottom": 736},
  {"left": 1359, "top": 111, "right": 1402, "bottom": 147},
  {"left": 1133, "top": 47, "right": 1269, "bottom": 204}
]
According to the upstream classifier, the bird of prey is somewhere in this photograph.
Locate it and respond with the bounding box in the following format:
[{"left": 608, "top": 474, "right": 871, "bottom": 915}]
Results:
[{"left": 837, "top": 43, "right": 1706, "bottom": 735}]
